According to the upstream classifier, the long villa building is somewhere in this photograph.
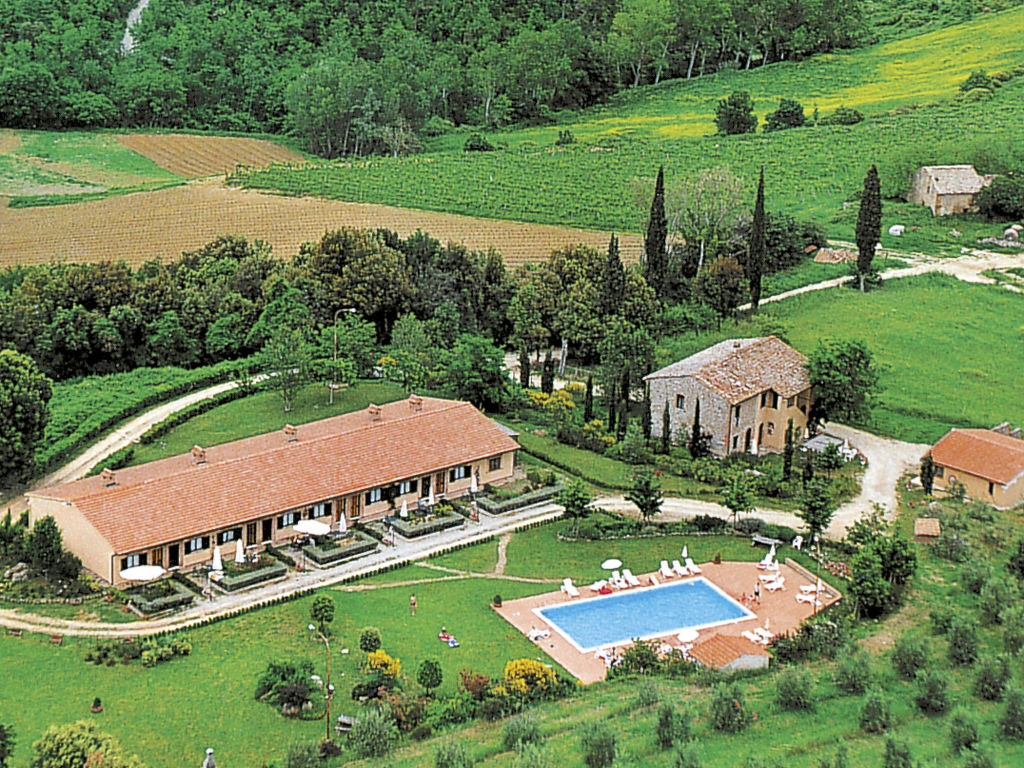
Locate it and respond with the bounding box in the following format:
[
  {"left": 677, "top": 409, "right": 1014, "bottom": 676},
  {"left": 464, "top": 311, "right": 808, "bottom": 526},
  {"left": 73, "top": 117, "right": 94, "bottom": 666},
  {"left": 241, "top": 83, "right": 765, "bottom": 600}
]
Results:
[{"left": 27, "top": 395, "right": 518, "bottom": 585}]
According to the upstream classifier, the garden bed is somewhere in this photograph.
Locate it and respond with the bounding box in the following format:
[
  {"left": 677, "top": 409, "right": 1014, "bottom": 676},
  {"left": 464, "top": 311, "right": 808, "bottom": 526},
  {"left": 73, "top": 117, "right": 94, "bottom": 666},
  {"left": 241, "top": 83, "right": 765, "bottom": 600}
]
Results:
[
  {"left": 477, "top": 483, "right": 563, "bottom": 515},
  {"left": 216, "top": 561, "right": 288, "bottom": 592},
  {"left": 387, "top": 511, "right": 464, "bottom": 538},
  {"left": 302, "top": 531, "right": 378, "bottom": 565},
  {"left": 127, "top": 578, "right": 195, "bottom": 615}
]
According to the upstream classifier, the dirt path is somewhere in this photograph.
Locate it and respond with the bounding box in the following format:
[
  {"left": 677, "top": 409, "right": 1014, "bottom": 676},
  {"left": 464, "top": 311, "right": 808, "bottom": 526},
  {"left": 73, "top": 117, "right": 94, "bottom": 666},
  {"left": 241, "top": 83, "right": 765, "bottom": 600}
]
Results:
[{"left": 494, "top": 534, "right": 511, "bottom": 576}]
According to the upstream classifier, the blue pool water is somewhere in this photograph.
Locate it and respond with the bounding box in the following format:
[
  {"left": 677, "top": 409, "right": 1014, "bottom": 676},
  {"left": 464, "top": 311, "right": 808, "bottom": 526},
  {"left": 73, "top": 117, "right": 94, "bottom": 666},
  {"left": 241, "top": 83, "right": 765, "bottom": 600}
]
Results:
[{"left": 537, "top": 578, "right": 753, "bottom": 651}]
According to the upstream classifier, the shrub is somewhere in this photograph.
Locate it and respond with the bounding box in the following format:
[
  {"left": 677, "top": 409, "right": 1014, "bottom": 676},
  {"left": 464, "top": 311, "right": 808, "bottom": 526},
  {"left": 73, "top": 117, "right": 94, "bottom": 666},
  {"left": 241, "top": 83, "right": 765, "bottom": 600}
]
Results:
[
  {"left": 764, "top": 99, "right": 805, "bottom": 132},
  {"left": 930, "top": 605, "right": 954, "bottom": 635},
  {"left": 975, "top": 655, "right": 1012, "bottom": 701},
  {"left": 359, "top": 627, "right": 382, "bottom": 653},
  {"left": 459, "top": 668, "right": 490, "bottom": 701},
  {"left": 579, "top": 722, "right": 616, "bottom": 768},
  {"left": 715, "top": 91, "right": 756, "bottom": 135},
  {"left": 502, "top": 712, "right": 542, "bottom": 752},
  {"left": 709, "top": 683, "right": 751, "bottom": 733},
  {"left": 464, "top": 133, "right": 494, "bottom": 152},
  {"left": 960, "top": 69, "right": 995, "bottom": 92},
  {"left": 504, "top": 659, "right": 556, "bottom": 697},
  {"left": 975, "top": 175, "right": 1024, "bottom": 220},
  {"left": 882, "top": 737, "right": 913, "bottom": 768},
  {"left": 514, "top": 743, "right": 550, "bottom": 768},
  {"left": 284, "top": 742, "right": 321, "bottom": 768},
  {"left": 1003, "top": 604, "right": 1024, "bottom": 654},
  {"left": 933, "top": 532, "right": 970, "bottom": 562},
  {"left": 892, "top": 635, "right": 927, "bottom": 679},
  {"left": 673, "top": 743, "right": 702, "bottom": 768},
  {"left": 418, "top": 659, "right": 443, "bottom": 695},
  {"left": 835, "top": 650, "right": 871, "bottom": 695},
  {"left": 255, "top": 660, "right": 315, "bottom": 707},
  {"left": 913, "top": 669, "right": 949, "bottom": 714},
  {"left": 950, "top": 710, "right": 980, "bottom": 753},
  {"left": 348, "top": 705, "right": 399, "bottom": 758},
  {"left": 554, "top": 130, "right": 575, "bottom": 146},
  {"left": 656, "top": 703, "right": 676, "bottom": 749},
  {"left": 775, "top": 667, "right": 815, "bottom": 710},
  {"left": 1000, "top": 688, "right": 1024, "bottom": 739},
  {"left": 949, "top": 621, "right": 979, "bottom": 666},
  {"left": 818, "top": 744, "right": 849, "bottom": 768},
  {"left": 820, "top": 106, "right": 863, "bottom": 125},
  {"left": 962, "top": 562, "right": 992, "bottom": 594},
  {"left": 859, "top": 692, "right": 892, "bottom": 734},
  {"left": 635, "top": 678, "right": 661, "bottom": 709},
  {"left": 435, "top": 740, "right": 474, "bottom": 768},
  {"left": 980, "top": 575, "right": 1019, "bottom": 624}
]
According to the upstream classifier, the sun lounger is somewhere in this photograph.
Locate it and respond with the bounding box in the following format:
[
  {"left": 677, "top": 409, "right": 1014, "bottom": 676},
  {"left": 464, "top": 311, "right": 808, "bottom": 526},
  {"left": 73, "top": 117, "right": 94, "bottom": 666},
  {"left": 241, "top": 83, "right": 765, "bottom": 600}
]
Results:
[
  {"left": 756, "top": 554, "right": 774, "bottom": 570},
  {"left": 660, "top": 560, "right": 675, "bottom": 579},
  {"left": 589, "top": 579, "right": 608, "bottom": 592},
  {"left": 650, "top": 574, "right": 660, "bottom": 586},
  {"left": 759, "top": 571, "right": 782, "bottom": 583},
  {"left": 799, "top": 584, "right": 819, "bottom": 594},
  {"left": 796, "top": 592, "right": 821, "bottom": 606},
  {"left": 742, "top": 630, "right": 768, "bottom": 645},
  {"left": 684, "top": 558, "right": 702, "bottom": 575},
  {"left": 764, "top": 577, "right": 785, "bottom": 592},
  {"left": 672, "top": 559, "right": 689, "bottom": 577},
  {"left": 610, "top": 570, "right": 628, "bottom": 589},
  {"left": 622, "top": 568, "right": 641, "bottom": 587},
  {"left": 753, "top": 627, "right": 773, "bottom": 642},
  {"left": 561, "top": 578, "right": 580, "bottom": 598},
  {"left": 528, "top": 627, "right": 551, "bottom": 641}
]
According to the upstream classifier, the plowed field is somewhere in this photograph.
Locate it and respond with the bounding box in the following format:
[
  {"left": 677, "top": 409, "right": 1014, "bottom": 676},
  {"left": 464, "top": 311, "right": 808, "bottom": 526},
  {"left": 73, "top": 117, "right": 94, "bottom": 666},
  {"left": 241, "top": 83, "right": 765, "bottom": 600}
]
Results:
[
  {"left": 115, "top": 134, "right": 305, "bottom": 177},
  {"left": 0, "top": 179, "right": 641, "bottom": 267}
]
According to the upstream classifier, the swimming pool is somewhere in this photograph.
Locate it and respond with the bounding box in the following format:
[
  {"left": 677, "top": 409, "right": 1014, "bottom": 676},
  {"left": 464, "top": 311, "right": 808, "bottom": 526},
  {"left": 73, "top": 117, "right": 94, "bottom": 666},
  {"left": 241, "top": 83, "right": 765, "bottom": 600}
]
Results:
[{"left": 535, "top": 578, "right": 754, "bottom": 652}]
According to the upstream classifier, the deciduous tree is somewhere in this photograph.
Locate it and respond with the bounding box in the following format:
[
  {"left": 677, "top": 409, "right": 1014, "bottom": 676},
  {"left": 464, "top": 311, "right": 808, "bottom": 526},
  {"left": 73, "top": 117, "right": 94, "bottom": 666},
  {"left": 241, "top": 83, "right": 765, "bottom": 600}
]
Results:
[
  {"left": 696, "top": 257, "right": 746, "bottom": 327},
  {"left": 31, "top": 720, "right": 144, "bottom": 768},
  {"left": 806, "top": 339, "right": 879, "bottom": 428},
  {"left": 417, "top": 659, "right": 443, "bottom": 696},
  {"left": 714, "top": 91, "right": 756, "bottom": 135},
  {"left": 668, "top": 167, "right": 744, "bottom": 277},
  {"left": 722, "top": 471, "right": 755, "bottom": 530},
  {"left": 445, "top": 334, "right": 507, "bottom": 410},
  {"left": 628, "top": 468, "right": 663, "bottom": 522},
  {"left": 0, "top": 349, "right": 53, "bottom": 487},
  {"left": 310, "top": 595, "right": 335, "bottom": 635}
]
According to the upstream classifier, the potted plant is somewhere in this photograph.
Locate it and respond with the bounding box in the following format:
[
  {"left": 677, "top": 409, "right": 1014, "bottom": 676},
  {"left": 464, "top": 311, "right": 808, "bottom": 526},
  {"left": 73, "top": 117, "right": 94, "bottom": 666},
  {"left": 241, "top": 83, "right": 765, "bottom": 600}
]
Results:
[{"left": 90, "top": 697, "right": 103, "bottom": 713}]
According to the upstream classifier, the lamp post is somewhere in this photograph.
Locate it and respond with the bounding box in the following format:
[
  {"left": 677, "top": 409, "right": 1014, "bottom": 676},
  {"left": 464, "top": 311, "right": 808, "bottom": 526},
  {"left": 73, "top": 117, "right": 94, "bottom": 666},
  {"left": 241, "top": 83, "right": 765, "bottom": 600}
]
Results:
[
  {"left": 308, "top": 623, "right": 335, "bottom": 742},
  {"left": 330, "top": 308, "right": 357, "bottom": 406}
]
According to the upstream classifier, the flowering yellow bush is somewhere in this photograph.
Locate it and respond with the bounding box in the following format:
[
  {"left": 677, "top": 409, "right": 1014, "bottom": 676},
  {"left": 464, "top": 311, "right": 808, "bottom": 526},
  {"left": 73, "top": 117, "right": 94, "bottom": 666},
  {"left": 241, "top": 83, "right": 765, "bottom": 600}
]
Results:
[
  {"left": 364, "top": 649, "right": 402, "bottom": 681},
  {"left": 504, "top": 658, "right": 556, "bottom": 694}
]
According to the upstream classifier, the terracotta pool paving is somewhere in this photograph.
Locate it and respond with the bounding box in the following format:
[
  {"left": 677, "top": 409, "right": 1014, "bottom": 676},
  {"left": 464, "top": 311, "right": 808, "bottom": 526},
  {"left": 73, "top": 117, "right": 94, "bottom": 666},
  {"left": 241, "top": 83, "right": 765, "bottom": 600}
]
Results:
[{"left": 494, "top": 559, "right": 840, "bottom": 684}]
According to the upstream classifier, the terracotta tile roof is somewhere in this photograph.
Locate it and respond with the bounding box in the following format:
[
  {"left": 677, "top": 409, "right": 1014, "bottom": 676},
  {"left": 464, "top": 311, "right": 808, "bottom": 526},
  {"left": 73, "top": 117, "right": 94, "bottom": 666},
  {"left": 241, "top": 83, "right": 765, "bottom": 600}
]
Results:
[
  {"left": 29, "top": 397, "right": 517, "bottom": 554},
  {"left": 931, "top": 428, "right": 1024, "bottom": 485},
  {"left": 644, "top": 336, "right": 810, "bottom": 404},
  {"left": 689, "top": 633, "right": 771, "bottom": 670},
  {"left": 914, "top": 518, "right": 941, "bottom": 537},
  {"left": 920, "top": 165, "right": 990, "bottom": 195}
]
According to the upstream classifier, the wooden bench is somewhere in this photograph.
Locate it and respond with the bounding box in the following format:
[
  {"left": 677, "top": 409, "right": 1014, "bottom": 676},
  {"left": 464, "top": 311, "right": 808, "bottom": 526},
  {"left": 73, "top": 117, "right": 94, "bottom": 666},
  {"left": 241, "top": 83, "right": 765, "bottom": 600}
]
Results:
[
  {"left": 751, "top": 534, "right": 784, "bottom": 548},
  {"left": 8, "top": 628, "right": 23, "bottom": 638},
  {"left": 49, "top": 635, "right": 63, "bottom": 646}
]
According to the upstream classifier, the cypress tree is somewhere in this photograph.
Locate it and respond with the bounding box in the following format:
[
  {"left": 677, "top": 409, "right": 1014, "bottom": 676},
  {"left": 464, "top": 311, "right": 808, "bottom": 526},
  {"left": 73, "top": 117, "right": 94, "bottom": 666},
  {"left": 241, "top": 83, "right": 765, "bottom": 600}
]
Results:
[
  {"left": 519, "top": 348, "right": 531, "bottom": 388},
  {"left": 644, "top": 166, "right": 668, "bottom": 301},
  {"left": 617, "top": 399, "right": 628, "bottom": 440},
  {"left": 541, "top": 351, "right": 555, "bottom": 394},
  {"left": 607, "top": 382, "right": 617, "bottom": 433},
  {"left": 783, "top": 418, "right": 795, "bottom": 481},
  {"left": 689, "top": 400, "right": 702, "bottom": 457},
  {"left": 641, "top": 386, "right": 652, "bottom": 440},
  {"left": 584, "top": 375, "right": 594, "bottom": 421},
  {"left": 748, "top": 167, "right": 767, "bottom": 311},
  {"left": 620, "top": 369, "right": 631, "bottom": 407},
  {"left": 601, "top": 234, "right": 626, "bottom": 316},
  {"left": 661, "top": 402, "right": 671, "bottom": 454},
  {"left": 920, "top": 454, "right": 935, "bottom": 496},
  {"left": 855, "top": 164, "right": 882, "bottom": 292},
  {"left": 802, "top": 451, "right": 815, "bottom": 487}
]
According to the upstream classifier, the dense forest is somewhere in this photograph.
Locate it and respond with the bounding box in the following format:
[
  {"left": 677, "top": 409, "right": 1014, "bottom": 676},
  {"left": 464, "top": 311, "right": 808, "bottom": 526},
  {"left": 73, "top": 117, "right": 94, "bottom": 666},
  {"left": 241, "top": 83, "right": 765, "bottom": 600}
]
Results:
[{"left": 2, "top": 0, "right": 1009, "bottom": 156}]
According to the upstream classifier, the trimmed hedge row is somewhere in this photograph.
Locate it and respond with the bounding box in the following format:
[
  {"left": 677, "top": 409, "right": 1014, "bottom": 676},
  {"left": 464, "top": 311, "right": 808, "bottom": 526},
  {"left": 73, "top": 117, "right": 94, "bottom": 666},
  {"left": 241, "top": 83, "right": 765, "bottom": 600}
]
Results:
[
  {"left": 303, "top": 532, "right": 378, "bottom": 565},
  {"left": 477, "top": 484, "right": 563, "bottom": 515},
  {"left": 388, "top": 512, "right": 464, "bottom": 538},
  {"left": 519, "top": 446, "right": 632, "bottom": 491},
  {"left": 264, "top": 544, "right": 296, "bottom": 567},
  {"left": 170, "top": 570, "right": 205, "bottom": 595},
  {"left": 217, "top": 561, "right": 288, "bottom": 592},
  {"left": 128, "top": 579, "right": 195, "bottom": 615}
]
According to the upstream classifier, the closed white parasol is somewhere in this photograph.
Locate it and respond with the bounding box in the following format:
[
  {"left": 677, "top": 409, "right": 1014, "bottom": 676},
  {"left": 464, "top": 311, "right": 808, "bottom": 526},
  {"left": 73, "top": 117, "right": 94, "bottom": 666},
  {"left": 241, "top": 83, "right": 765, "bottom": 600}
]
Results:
[
  {"left": 234, "top": 539, "right": 245, "bottom": 563},
  {"left": 400, "top": 500, "right": 408, "bottom": 519},
  {"left": 211, "top": 546, "right": 223, "bottom": 572}
]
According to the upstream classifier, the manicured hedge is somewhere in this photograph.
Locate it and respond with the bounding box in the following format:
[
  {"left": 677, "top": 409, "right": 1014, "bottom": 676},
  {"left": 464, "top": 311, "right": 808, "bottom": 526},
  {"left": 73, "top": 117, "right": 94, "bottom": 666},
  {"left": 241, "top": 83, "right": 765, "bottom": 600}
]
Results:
[
  {"left": 303, "top": 531, "right": 378, "bottom": 565},
  {"left": 477, "top": 484, "right": 563, "bottom": 515},
  {"left": 264, "top": 544, "right": 296, "bottom": 566},
  {"left": 388, "top": 513, "right": 464, "bottom": 538},
  {"left": 128, "top": 579, "right": 195, "bottom": 614},
  {"left": 217, "top": 561, "right": 288, "bottom": 592}
]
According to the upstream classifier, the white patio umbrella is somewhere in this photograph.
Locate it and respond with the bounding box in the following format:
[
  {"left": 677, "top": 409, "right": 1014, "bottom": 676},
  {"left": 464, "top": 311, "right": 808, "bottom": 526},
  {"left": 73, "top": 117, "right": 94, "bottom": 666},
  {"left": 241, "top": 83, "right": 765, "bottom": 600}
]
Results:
[
  {"left": 400, "top": 500, "right": 408, "bottom": 519},
  {"left": 681, "top": 545, "right": 688, "bottom": 560},
  {"left": 470, "top": 474, "right": 478, "bottom": 493},
  {"left": 234, "top": 539, "right": 245, "bottom": 564},
  {"left": 677, "top": 628, "right": 699, "bottom": 644},
  {"left": 119, "top": 565, "right": 165, "bottom": 582},
  {"left": 767, "top": 542, "right": 777, "bottom": 562},
  {"left": 600, "top": 558, "right": 622, "bottom": 570},
  {"left": 294, "top": 519, "right": 331, "bottom": 536},
  {"left": 211, "top": 546, "right": 223, "bottom": 572}
]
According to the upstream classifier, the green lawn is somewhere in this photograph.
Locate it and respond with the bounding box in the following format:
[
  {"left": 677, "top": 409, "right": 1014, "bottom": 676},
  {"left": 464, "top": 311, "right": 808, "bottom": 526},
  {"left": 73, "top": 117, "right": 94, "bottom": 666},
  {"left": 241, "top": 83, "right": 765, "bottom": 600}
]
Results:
[
  {"left": 661, "top": 274, "right": 1024, "bottom": 443},
  {"left": 126, "top": 380, "right": 408, "bottom": 465}
]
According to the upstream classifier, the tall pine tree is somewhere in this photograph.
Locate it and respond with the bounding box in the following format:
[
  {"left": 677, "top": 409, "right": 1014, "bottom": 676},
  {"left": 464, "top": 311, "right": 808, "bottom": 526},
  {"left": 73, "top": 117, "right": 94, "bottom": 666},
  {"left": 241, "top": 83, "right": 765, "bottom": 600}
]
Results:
[
  {"left": 748, "top": 167, "right": 767, "bottom": 311},
  {"left": 519, "top": 348, "right": 530, "bottom": 388},
  {"left": 584, "top": 375, "right": 594, "bottom": 421},
  {"left": 689, "top": 400, "right": 702, "bottom": 457},
  {"left": 855, "top": 164, "right": 881, "bottom": 293},
  {"left": 641, "top": 386, "right": 652, "bottom": 440},
  {"left": 601, "top": 234, "right": 626, "bottom": 315},
  {"left": 661, "top": 402, "right": 671, "bottom": 454},
  {"left": 783, "top": 418, "right": 795, "bottom": 481},
  {"left": 644, "top": 166, "right": 668, "bottom": 301}
]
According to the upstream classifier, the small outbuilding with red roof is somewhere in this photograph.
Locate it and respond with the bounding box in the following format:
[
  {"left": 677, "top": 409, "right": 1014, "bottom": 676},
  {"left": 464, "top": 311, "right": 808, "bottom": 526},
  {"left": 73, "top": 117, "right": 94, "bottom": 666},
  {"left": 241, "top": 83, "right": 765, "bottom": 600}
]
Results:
[{"left": 929, "top": 425, "right": 1024, "bottom": 509}]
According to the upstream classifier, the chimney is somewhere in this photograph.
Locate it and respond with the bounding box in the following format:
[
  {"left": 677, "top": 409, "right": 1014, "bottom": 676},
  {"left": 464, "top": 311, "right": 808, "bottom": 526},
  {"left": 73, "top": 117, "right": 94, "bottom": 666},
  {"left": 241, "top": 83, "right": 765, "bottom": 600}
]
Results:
[
  {"left": 283, "top": 424, "right": 297, "bottom": 442},
  {"left": 368, "top": 404, "right": 381, "bottom": 422},
  {"left": 191, "top": 445, "right": 207, "bottom": 464},
  {"left": 100, "top": 468, "right": 116, "bottom": 487},
  {"left": 408, "top": 394, "right": 423, "bottom": 412}
]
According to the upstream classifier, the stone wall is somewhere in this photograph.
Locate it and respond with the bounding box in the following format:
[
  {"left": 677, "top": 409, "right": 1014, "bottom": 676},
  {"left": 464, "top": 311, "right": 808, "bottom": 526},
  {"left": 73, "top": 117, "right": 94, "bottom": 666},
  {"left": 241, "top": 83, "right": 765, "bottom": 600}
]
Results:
[{"left": 649, "top": 376, "right": 732, "bottom": 457}]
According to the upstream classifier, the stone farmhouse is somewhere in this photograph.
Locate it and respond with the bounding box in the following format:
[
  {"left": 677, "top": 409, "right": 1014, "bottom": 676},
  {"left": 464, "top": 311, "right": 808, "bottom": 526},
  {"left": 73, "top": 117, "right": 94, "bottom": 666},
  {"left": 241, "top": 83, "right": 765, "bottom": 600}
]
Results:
[
  {"left": 929, "top": 424, "right": 1024, "bottom": 509},
  {"left": 27, "top": 396, "right": 518, "bottom": 585},
  {"left": 907, "top": 164, "right": 995, "bottom": 216},
  {"left": 644, "top": 336, "right": 812, "bottom": 458}
]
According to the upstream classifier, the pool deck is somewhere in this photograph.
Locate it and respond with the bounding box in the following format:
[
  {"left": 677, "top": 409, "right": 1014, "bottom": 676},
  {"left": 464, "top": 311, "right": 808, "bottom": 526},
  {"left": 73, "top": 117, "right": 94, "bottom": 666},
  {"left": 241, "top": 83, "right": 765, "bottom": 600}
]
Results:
[{"left": 493, "top": 560, "right": 840, "bottom": 684}]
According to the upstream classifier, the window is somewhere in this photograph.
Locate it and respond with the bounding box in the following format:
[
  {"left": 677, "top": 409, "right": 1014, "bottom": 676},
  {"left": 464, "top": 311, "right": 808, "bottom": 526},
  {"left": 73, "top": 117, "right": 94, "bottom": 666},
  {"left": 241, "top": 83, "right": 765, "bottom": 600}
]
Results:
[
  {"left": 278, "top": 511, "right": 298, "bottom": 528},
  {"left": 935, "top": 466, "right": 944, "bottom": 478},
  {"left": 398, "top": 479, "right": 417, "bottom": 495},
  {"left": 489, "top": 456, "right": 502, "bottom": 472},
  {"left": 121, "top": 553, "right": 147, "bottom": 570},
  {"left": 767, "top": 422, "right": 775, "bottom": 435},
  {"left": 365, "top": 488, "right": 383, "bottom": 505},
  {"left": 787, "top": 396, "right": 795, "bottom": 408},
  {"left": 311, "top": 502, "right": 331, "bottom": 518},
  {"left": 450, "top": 465, "right": 470, "bottom": 481},
  {"left": 760, "top": 392, "right": 767, "bottom": 408},
  {"left": 732, "top": 436, "right": 739, "bottom": 450},
  {"left": 217, "top": 528, "right": 242, "bottom": 545},
  {"left": 733, "top": 406, "right": 740, "bottom": 425},
  {"left": 675, "top": 394, "right": 685, "bottom": 409},
  {"left": 989, "top": 482, "right": 995, "bottom": 496},
  {"left": 185, "top": 536, "right": 209, "bottom": 554}
]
